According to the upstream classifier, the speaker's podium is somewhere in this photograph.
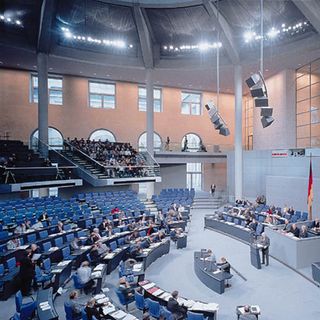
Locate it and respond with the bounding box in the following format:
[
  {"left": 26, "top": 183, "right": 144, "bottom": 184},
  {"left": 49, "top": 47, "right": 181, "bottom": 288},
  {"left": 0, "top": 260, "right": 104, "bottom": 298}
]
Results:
[{"left": 250, "top": 243, "right": 262, "bottom": 269}]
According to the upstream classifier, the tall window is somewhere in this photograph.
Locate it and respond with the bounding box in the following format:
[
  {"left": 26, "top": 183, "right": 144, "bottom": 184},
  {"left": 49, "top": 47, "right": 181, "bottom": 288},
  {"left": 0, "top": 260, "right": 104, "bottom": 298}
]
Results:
[
  {"left": 31, "top": 75, "right": 63, "bottom": 105},
  {"left": 296, "top": 58, "right": 320, "bottom": 148},
  {"left": 181, "top": 133, "right": 201, "bottom": 152},
  {"left": 138, "top": 132, "right": 162, "bottom": 151},
  {"left": 31, "top": 127, "right": 64, "bottom": 150},
  {"left": 244, "top": 96, "right": 254, "bottom": 150},
  {"left": 89, "top": 81, "right": 115, "bottom": 109},
  {"left": 186, "top": 163, "right": 202, "bottom": 190},
  {"left": 138, "top": 87, "right": 162, "bottom": 112},
  {"left": 89, "top": 129, "right": 116, "bottom": 142},
  {"left": 181, "top": 92, "right": 201, "bottom": 115}
]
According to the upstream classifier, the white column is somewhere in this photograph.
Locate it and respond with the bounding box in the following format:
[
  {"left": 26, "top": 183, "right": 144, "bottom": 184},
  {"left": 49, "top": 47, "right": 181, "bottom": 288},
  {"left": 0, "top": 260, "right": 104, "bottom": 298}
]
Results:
[
  {"left": 145, "top": 68, "right": 154, "bottom": 199},
  {"left": 37, "top": 52, "right": 49, "bottom": 157},
  {"left": 234, "top": 64, "right": 243, "bottom": 200}
]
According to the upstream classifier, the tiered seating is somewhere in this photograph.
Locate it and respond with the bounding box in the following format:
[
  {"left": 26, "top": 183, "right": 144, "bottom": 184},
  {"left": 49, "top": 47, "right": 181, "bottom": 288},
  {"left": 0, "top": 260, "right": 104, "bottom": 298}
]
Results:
[{"left": 152, "top": 188, "right": 195, "bottom": 213}]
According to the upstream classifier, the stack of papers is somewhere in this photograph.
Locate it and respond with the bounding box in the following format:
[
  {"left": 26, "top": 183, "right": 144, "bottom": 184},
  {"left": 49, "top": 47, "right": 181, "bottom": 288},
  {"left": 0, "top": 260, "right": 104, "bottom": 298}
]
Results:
[
  {"left": 80, "top": 246, "right": 92, "bottom": 250},
  {"left": 142, "top": 282, "right": 155, "bottom": 290},
  {"left": 159, "top": 292, "right": 171, "bottom": 301},
  {"left": 104, "top": 253, "right": 116, "bottom": 259},
  {"left": 184, "top": 300, "right": 195, "bottom": 308},
  {"left": 94, "top": 264, "right": 104, "bottom": 271},
  {"left": 91, "top": 271, "right": 102, "bottom": 278},
  {"left": 123, "top": 314, "right": 138, "bottom": 320},
  {"left": 190, "top": 302, "right": 219, "bottom": 312},
  {"left": 57, "top": 260, "right": 71, "bottom": 267},
  {"left": 39, "top": 301, "right": 51, "bottom": 311},
  {"left": 97, "top": 297, "right": 109, "bottom": 304},
  {"left": 213, "top": 270, "right": 221, "bottom": 274},
  {"left": 48, "top": 247, "right": 59, "bottom": 252},
  {"left": 153, "top": 289, "right": 164, "bottom": 296},
  {"left": 17, "top": 245, "right": 29, "bottom": 250},
  {"left": 94, "top": 294, "right": 105, "bottom": 300},
  {"left": 102, "top": 305, "right": 116, "bottom": 315},
  {"left": 111, "top": 310, "right": 127, "bottom": 319},
  {"left": 133, "top": 263, "right": 143, "bottom": 272}
]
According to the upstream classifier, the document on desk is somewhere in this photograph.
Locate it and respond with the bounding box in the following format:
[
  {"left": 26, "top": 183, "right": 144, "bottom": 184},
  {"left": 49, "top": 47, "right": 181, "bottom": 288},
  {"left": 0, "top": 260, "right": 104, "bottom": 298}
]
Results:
[
  {"left": 57, "top": 260, "right": 71, "bottom": 266},
  {"left": 102, "top": 305, "right": 116, "bottom": 315},
  {"left": 159, "top": 292, "right": 171, "bottom": 301},
  {"left": 80, "top": 246, "right": 92, "bottom": 250},
  {"left": 190, "top": 302, "right": 219, "bottom": 312},
  {"left": 48, "top": 247, "right": 59, "bottom": 252},
  {"left": 91, "top": 271, "right": 102, "bottom": 278},
  {"left": 184, "top": 300, "right": 195, "bottom": 308},
  {"left": 133, "top": 263, "right": 143, "bottom": 272},
  {"left": 111, "top": 310, "right": 127, "bottom": 319},
  {"left": 97, "top": 297, "right": 109, "bottom": 304},
  {"left": 153, "top": 289, "right": 164, "bottom": 296},
  {"left": 104, "top": 253, "right": 116, "bottom": 259},
  {"left": 94, "top": 264, "right": 105, "bottom": 271},
  {"left": 123, "top": 314, "right": 138, "bottom": 320},
  {"left": 213, "top": 270, "right": 221, "bottom": 274},
  {"left": 177, "top": 297, "right": 188, "bottom": 305},
  {"left": 142, "top": 282, "right": 155, "bottom": 290},
  {"left": 17, "top": 245, "right": 29, "bottom": 250}
]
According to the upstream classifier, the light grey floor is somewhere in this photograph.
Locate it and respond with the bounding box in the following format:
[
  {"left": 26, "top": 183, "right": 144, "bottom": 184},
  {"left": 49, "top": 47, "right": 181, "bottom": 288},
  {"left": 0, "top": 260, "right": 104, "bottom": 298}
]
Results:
[{"left": 2, "top": 208, "right": 320, "bottom": 320}]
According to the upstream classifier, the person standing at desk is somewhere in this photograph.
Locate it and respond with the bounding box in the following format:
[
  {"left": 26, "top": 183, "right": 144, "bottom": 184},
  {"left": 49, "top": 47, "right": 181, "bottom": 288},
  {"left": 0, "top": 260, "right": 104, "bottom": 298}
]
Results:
[
  {"left": 217, "top": 257, "right": 231, "bottom": 273},
  {"left": 19, "top": 249, "right": 35, "bottom": 296},
  {"left": 167, "top": 290, "right": 187, "bottom": 320},
  {"left": 258, "top": 233, "right": 270, "bottom": 266},
  {"left": 205, "top": 249, "right": 216, "bottom": 270}
]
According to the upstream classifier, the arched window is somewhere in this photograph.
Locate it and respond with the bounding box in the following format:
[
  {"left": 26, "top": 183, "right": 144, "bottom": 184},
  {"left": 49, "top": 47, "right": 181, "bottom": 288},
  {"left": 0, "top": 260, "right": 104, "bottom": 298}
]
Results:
[
  {"left": 89, "top": 129, "right": 116, "bottom": 142},
  {"left": 181, "top": 133, "right": 201, "bottom": 152},
  {"left": 138, "top": 132, "right": 162, "bottom": 152},
  {"left": 31, "top": 127, "right": 64, "bottom": 150}
]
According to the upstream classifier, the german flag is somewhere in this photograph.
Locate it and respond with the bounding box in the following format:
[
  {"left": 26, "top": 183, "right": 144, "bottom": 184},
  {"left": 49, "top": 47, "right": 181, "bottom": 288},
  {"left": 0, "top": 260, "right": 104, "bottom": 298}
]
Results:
[{"left": 307, "top": 157, "right": 313, "bottom": 220}]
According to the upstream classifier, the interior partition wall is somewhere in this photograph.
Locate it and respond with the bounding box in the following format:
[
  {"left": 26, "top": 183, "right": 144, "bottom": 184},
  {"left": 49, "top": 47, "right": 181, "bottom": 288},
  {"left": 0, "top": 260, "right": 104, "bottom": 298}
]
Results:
[{"left": 296, "top": 58, "right": 320, "bottom": 148}]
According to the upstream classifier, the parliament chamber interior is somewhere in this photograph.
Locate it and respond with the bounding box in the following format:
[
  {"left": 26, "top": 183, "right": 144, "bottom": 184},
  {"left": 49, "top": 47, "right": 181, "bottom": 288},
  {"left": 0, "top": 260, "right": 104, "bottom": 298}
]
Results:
[{"left": 1, "top": 0, "right": 320, "bottom": 319}]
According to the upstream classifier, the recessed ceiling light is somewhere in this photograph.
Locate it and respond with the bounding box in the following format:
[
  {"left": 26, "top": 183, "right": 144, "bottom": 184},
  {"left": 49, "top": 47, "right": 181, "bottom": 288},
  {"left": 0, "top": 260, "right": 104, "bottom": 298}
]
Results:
[
  {"left": 265, "top": 69, "right": 269, "bottom": 72},
  {"left": 80, "top": 71, "right": 83, "bottom": 74},
  {"left": 93, "top": 73, "right": 96, "bottom": 76},
  {"left": 49, "top": 67, "right": 53, "bottom": 70},
  {"left": 33, "top": 65, "right": 36, "bottom": 68},
  {"left": 106, "top": 74, "right": 110, "bottom": 76},
  {"left": 17, "top": 63, "right": 20, "bottom": 66}
]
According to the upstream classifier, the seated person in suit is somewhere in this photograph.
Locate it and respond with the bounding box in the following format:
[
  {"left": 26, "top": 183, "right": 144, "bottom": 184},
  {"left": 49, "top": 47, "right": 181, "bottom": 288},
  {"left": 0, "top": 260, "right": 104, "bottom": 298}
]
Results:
[
  {"left": 65, "top": 290, "right": 83, "bottom": 319},
  {"left": 282, "top": 219, "right": 291, "bottom": 232},
  {"left": 7, "top": 236, "right": 21, "bottom": 250},
  {"left": 97, "top": 241, "right": 109, "bottom": 255},
  {"left": 217, "top": 257, "right": 231, "bottom": 274},
  {"left": 85, "top": 298, "right": 104, "bottom": 320},
  {"left": 77, "top": 261, "right": 95, "bottom": 294},
  {"left": 312, "top": 218, "right": 320, "bottom": 230},
  {"left": 299, "top": 225, "right": 308, "bottom": 238},
  {"left": 15, "top": 222, "right": 27, "bottom": 234},
  {"left": 289, "top": 223, "right": 300, "bottom": 238},
  {"left": 32, "top": 217, "right": 44, "bottom": 230},
  {"left": 118, "top": 277, "right": 134, "bottom": 301},
  {"left": 30, "top": 243, "right": 41, "bottom": 259},
  {"left": 39, "top": 211, "right": 49, "bottom": 222},
  {"left": 167, "top": 290, "right": 187, "bottom": 320},
  {"left": 89, "top": 245, "right": 100, "bottom": 264}
]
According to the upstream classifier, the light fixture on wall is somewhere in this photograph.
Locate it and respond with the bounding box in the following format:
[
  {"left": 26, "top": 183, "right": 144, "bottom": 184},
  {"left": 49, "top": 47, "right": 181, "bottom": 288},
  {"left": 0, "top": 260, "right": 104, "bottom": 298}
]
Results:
[{"left": 245, "top": 0, "right": 274, "bottom": 128}]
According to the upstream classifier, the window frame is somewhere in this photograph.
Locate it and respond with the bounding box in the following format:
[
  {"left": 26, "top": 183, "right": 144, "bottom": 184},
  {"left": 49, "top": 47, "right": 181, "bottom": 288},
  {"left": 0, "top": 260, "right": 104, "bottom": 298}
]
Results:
[
  {"left": 88, "top": 80, "right": 116, "bottom": 109},
  {"left": 30, "top": 73, "right": 63, "bottom": 105},
  {"left": 181, "top": 91, "right": 202, "bottom": 115},
  {"left": 138, "top": 86, "right": 162, "bottom": 112}
]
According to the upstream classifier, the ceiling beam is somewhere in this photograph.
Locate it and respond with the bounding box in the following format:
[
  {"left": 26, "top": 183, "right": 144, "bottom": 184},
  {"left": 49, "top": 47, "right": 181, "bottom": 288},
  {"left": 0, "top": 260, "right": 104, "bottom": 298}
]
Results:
[
  {"left": 203, "top": 0, "right": 240, "bottom": 65},
  {"left": 292, "top": 0, "right": 320, "bottom": 35},
  {"left": 37, "top": 0, "right": 57, "bottom": 53},
  {"left": 132, "top": 5, "right": 154, "bottom": 68}
]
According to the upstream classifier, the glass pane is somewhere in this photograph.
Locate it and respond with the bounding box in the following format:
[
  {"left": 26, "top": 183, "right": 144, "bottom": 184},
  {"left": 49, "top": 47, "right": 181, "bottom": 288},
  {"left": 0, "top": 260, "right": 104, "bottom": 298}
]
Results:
[
  {"left": 48, "top": 78, "right": 62, "bottom": 90},
  {"left": 297, "top": 64, "right": 310, "bottom": 75},
  {"left": 33, "top": 88, "right": 38, "bottom": 103},
  {"left": 90, "top": 94, "right": 102, "bottom": 108},
  {"left": 297, "top": 112, "right": 310, "bottom": 126},
  {"left": 32, "top": 127, "right": 63, "bottom": 149},
  {"left": 154, "top": 89, "right": 161, "bottom": 99},
  {"left": 90, "top": 129, "right": 116, "bottom": 142},
  {"left": 192, "top": 173, "right": 202, "bottom": 190},
  {"left": 311, "top": 136, "right": 320, "bottom": 147},
  {"left": 311, "top": 59, "right": 320, "bottom": 72},
  {"left": 182, "top": 92, "right": 201, "bottom": 103},
  {"left": 311, "top": 109, "right": 320, "bottom": 124},
  {"left": 139, "top": 87, "right": 146, "bottom": 97},
  {"left": 103, "top": 95, "right": 115, "bottom": 109},
  {"left": 90, "top": 82, "right": 115, "bottom": 94},
  {"left": 139, "top": 98, "right": 147, "bottom": 111},
  {"left": 186, "top": 173, "right": 192, "bottom": 189},
  {"left": 297, "top": 99, "right": 310, "bottom": 113},
  {"left": 191, "top": 103, "right": 200, "bottom": 115},
  {"left": 311, "top": 96, "right": 320, "bottom": 111},
  {"left": 311, "top": 123, "right": 320, "bottom": 137},
  {"left": 181, "top": 102, "right": 190, "bottom": 114},
  {"left": 187, "top": 163, "right": 201, "bottom": 172},
  {"left": 296, "top": 74, "right": 310, "bottom": 90},
  {"left": 49, "top": 90, "right": 62, "bottom": 105},
  {"left": 297, "top": 125, "right": 310, "bottom": 138},
  {"left": 297, "top": 86, "right": 310, "bottom": 102},
  {"left": 32, "top": 75, "right": 38, "bottom": 87},
  {"left": 311, "top": 82, "right": 320, "bottom": 98},
  {"left": 154, "top": 99, "right": 161, "bottom": 112},
  {"left": 297, "top": 138, "right": 310, "bottom": 148},
  {"left": 138, "top": 133, "right": 161, "bottom": 151},
  {"left": 311, "top": 71, "right": 320, "bottom": 85}
]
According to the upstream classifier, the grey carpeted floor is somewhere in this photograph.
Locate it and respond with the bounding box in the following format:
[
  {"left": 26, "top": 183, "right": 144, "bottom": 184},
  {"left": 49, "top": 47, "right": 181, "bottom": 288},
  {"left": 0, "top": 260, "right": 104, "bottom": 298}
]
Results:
[{"left": 2, "top": 208, "right": 320, "bottom": 320}]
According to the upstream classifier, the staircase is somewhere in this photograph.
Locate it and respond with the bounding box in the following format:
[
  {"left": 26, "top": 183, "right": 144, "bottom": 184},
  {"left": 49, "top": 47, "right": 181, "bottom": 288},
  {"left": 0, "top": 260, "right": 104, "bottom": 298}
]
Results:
[
  {"left": 142, "top": 199, "right": 158, "bottom": 214},
  {"left": 192, "top": 192, "right": 222, "bottom": 210}
]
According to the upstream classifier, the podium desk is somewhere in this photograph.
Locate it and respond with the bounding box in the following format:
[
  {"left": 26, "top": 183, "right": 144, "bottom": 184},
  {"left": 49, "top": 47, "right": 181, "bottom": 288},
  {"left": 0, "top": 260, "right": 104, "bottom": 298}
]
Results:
[
  {"left": 176, "top": 235, "right": 187, "bottom": 249},
  {"left": 250, "top": 244, "right": 262, "bottom": 270},
  {"left": 194, "top": 252, "right": 233, "bottom": 294},
  {"left": 312, "top": 262, "right": 320, "bottom": 284}
]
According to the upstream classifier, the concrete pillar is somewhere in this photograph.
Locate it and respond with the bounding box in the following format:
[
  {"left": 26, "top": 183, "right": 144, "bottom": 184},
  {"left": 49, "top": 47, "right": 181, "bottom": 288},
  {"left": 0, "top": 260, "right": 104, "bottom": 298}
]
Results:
[
  {"left": 37, "top": 52, "right": 49, "bottom": 157},
  {"left": 234, "top": 65, "right": 243, "bottom": 200},
  {"left": 146, "top": 69, "right": 154, "bottom": 199}
]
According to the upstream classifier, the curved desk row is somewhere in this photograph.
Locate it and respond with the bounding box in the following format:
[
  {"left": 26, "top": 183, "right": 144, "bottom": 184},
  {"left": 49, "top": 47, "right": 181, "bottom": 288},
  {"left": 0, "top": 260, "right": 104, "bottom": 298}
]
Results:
[
  {"left": 139, "top": 279, "right": 219, "bottom": 320},
  {"left": 194, "top": 252, "right": 232, "bottom": 294},
  {"left": 137, "top": 239, "right": 170, "bottom": 270},
  {"left": 204, "top": 215, "right": 252, "bottom": 243},
  {"left": 37, "top": 288, "right": 59, "bottom": 320}
]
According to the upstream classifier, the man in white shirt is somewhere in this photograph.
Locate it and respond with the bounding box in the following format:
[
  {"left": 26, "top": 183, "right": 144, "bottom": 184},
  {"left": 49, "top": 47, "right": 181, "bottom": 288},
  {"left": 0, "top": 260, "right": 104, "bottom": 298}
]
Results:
[{"left": 77, "top": 261, "right": 94, "bottom": 294}]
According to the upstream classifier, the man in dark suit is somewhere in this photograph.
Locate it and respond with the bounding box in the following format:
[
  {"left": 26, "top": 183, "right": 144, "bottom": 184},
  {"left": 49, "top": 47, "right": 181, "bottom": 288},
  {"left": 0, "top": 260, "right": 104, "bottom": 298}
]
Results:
[
  {"left": 289, "top": 223, "right": 300, "bottom": 238},
  {"left": 167, "top": 290, "right": 187, "bottom": 320}
]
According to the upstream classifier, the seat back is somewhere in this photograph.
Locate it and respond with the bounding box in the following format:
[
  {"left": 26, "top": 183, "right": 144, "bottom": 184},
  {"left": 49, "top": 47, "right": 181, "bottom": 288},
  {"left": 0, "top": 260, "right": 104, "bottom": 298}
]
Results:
[
  {"left": 73, "top": 273, "right": 84, "bottom": 289},
  {"left": 64, "top": 302, "right": 73, "bottom": 320},
  {"left": 39, "top": 230, "right": 48, "bottom": 239},
  {"left": 66, "top": 233, "right": 75, "bottom": 243},
  {"left": 134, "top": 291, "right": 145, "bottom": 310},
  {"left": 15, "top": 290, "right": 23, "bottom": 313},
  {"left": 146, "top": 298, "right": 160, "bottom": 318},
  {"left": 62, "top": 246, "right": 71, "bottom": 259},
  {"left": 55, "top": 237, "right": 63, "bottom": 247},
  {"left": 35, "top": 266, "right": 43, "bottom": 281},
  {"left": 81, "top": 308, "right": 88, "bottom": 320},
  {"left": 187, "top": 311, "right": 205, "bottom": 320},
  {"left": 162, "top": 306, "right": 174, "bottom": 320},
  {"left": 109, "top": 241, "right": 117, "bottom": 252},
  {"left": 0, "top": 263, "right": 4, "bottom": 276},
  {"left": 116, "top": 288, "right": 127, "bottom": 306},
  {"left": 42, "top": 241, "right": 51, "bottom": 252},
  {"left": 27, "top": 233, "right": 37, "bottom": 243},
  {"left": 7, "top": 257, "right": 16, "bottom": 271},
  {"left": 43, "top": 258, "right": 51, "bottom": 272}
]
